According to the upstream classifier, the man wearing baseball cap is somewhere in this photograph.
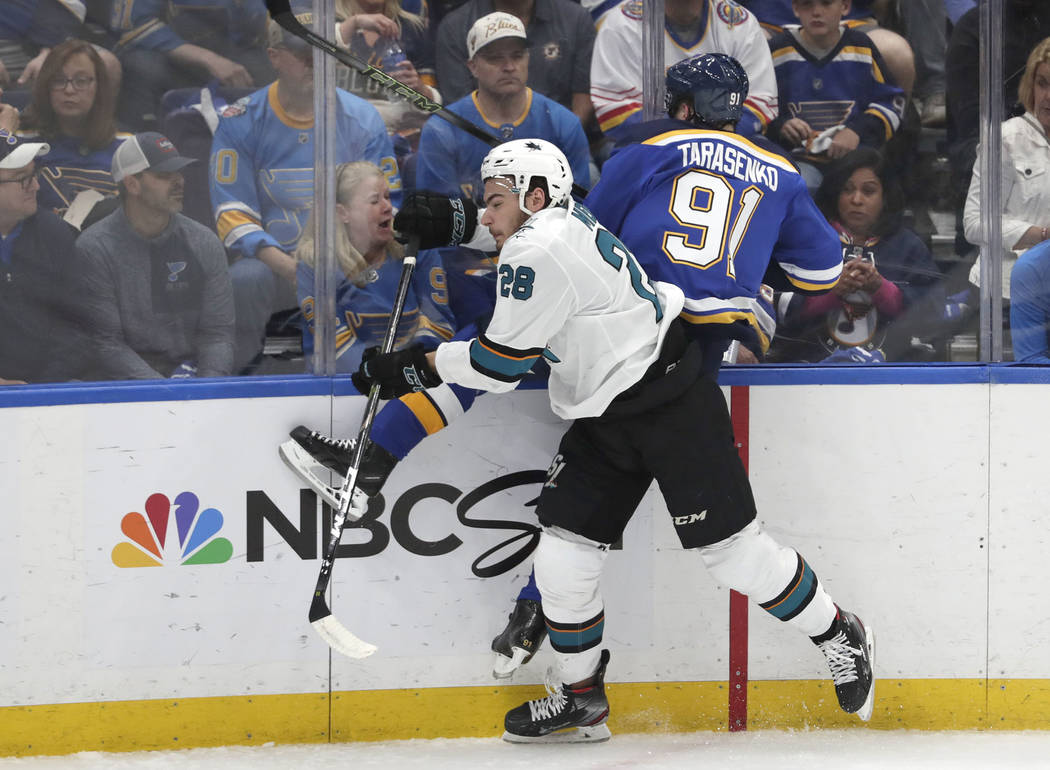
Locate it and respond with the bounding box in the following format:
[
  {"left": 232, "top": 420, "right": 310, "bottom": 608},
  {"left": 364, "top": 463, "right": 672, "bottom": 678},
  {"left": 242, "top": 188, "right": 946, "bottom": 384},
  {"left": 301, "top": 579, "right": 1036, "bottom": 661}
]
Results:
[
  {"left": 415, "top": 11, "right": 591, "bottom": 204},
  {"left": 434, "top": 0, "right": 596, "bottom": 125},
  {"left": 75, "top": 132, "right": 235, "bottom": 380},
  {"left": 0, "top": 130, "right": 89, "bottom": 384}
]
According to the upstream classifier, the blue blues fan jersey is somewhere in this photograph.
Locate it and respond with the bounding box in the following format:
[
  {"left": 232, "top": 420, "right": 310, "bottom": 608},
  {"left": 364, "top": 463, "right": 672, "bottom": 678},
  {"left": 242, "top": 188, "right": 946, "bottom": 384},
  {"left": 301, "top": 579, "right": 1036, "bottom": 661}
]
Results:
[
  {"left": 414, "top": 89, "right": 590, "bottom": 204},
  {"left": 297, "top": 249, "right": 454, "bottom": 375},
  {"left": 32, "top": 134, "right": 128, "bottom": 216},
  {"left": 585, "top": 127, "right": 842, "bottom": 350},
  {"left": 738, "top": 0, "right": 874, "bottom": 31},
  {"left": 769, "top": 27, "right": 905, "bottom": 152},
  {"left": 209, "top": 84, "right": 401, "bottom": 257}
]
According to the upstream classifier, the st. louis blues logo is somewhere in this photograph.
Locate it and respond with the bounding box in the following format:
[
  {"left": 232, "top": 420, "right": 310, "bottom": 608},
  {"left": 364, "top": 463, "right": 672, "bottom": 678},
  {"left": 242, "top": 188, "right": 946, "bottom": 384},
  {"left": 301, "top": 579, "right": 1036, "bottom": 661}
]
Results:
[{"left": 167, "top": 261, "right": 188, "bottom": 282}]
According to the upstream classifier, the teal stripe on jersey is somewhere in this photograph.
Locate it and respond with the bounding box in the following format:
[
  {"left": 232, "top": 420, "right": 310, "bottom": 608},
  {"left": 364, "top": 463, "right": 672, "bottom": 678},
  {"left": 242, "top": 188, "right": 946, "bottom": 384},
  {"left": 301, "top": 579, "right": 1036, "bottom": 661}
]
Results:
[{"left": 468, "top": 338, "right": 541, "bottom": 383}]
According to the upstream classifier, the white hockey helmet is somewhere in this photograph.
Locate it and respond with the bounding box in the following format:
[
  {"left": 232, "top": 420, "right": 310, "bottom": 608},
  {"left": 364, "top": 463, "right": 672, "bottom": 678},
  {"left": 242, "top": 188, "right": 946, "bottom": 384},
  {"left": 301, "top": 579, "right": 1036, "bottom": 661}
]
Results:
[{"left": 479, "top": 138, "right": 573, "bottom": 216}]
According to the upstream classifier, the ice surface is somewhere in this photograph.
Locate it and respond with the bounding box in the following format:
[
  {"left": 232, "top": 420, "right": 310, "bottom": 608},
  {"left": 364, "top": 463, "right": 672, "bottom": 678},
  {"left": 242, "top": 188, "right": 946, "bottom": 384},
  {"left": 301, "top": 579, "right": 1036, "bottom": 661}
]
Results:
[{"left": 3, "top": 730, "right": 1049, "bottom": 769}]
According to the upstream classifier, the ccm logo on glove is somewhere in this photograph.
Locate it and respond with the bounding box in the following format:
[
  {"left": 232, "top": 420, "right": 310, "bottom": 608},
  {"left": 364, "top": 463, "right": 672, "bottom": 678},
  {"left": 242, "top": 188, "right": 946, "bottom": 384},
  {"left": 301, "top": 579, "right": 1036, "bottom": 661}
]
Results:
[{"left": 351, "top": 343, "right": 442, "bottom": 399}]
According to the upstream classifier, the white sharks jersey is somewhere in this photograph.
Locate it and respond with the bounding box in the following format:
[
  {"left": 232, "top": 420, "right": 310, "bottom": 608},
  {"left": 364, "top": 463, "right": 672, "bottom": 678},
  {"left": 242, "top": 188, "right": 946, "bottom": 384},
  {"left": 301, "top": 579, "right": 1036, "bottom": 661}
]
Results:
[{"left": 434, "top": 200, "right": 686, "bottom": 420}]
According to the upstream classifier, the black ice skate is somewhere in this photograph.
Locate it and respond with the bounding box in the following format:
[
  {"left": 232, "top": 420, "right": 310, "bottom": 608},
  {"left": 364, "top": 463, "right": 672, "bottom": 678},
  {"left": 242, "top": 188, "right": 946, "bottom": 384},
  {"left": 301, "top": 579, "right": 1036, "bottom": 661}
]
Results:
[
  {"left": 502, "top": 649, "right": 612, "bottom": 744},
  {"left": 816, "top": 609, "right": 875, "bottom": 721},
  {"left": 289, "top": 425, "right": 355, "bottom": 476},
  {"left": 279, "top": 425, "right": 399, "bottom": 512},
  {"left": 492, "top": 598, "right": 547, "bottom": 679}
]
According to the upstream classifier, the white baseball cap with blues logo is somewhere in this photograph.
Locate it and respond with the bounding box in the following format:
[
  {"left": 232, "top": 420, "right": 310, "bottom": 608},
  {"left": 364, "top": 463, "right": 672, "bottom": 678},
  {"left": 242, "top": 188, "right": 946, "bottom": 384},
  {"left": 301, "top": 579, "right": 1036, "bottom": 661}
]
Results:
[{"left": 467, "top": 12, "right": 529, "bottom": 59}]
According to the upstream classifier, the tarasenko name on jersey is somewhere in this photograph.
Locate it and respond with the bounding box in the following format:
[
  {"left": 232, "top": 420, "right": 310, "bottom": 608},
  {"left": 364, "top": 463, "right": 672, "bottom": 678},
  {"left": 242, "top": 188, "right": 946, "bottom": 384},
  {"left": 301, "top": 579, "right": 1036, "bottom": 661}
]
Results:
[{"left": 673, "top": 137, "right": 781, "bottom": 191}]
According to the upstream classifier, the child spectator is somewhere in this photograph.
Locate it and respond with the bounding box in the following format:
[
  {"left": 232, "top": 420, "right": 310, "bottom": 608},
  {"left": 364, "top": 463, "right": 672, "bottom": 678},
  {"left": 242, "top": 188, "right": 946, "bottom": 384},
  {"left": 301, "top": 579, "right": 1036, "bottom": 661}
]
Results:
[
  {"left": 21, "top": 40, "right": 127, "bottom": 222},
  {"left": 767, "top": 0, "right": 905, "bottom": 191}
]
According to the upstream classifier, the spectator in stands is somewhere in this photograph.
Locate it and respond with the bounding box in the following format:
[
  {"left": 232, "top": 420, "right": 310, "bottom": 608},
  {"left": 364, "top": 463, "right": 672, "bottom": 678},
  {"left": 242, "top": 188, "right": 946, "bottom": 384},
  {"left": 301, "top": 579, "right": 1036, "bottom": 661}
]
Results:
[
  {"left": 435, "top": 0, "right": 595, "bottom": 128},
  {"left": 333, "top": 0, "right": 440, "bottom": 142},
  {"left": 769, "top": 147, "right": 943, "bottom": 363},
  {"left": 77, "top": 132, "right": 235, "bottom": 380},
  {"left": 20, "top": 40, "right": 126, "bottom": 223},
  {"left": 416, "top": 12, "right": 590, "bottom": 202},
  {"left": 963, "top": 36, "right": 1050, "bottom": 303},
  {"left": 0, "top": 130, "right": 88, "bottom": 384},
  {"left": 1009, "top": 239, "right": 1050, "bottom": 363},
  {"left": 295, "top": 161, "right": 455, "bottom": 374},
  {"left": 209, "top": 9, "right": 402, "bottom": 373},
  {"left": 740, "top": 0, "right": 915, "bottom": 97},
  {"left": 109, "top": 0, "right": 275, "bottom": 130},
  {"left": 0, "top": 0, "right": 120, "bottom": 94},
  {"left": 946, "top": 1, "right": 1050, "bottom": 215},
  {"left": 591, "top": 0, "right": 777, "bottom": 142},
  {"left": 766, "top": 0, "right": 905, "bottom": 192}
]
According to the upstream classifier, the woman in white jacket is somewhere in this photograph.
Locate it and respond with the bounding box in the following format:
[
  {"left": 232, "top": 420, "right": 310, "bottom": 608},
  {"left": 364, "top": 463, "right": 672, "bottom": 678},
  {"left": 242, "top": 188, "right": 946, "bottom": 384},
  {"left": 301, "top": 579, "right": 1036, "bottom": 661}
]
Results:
[{"left": 964, "top": 36, "right": 1050, "bottom": 299}]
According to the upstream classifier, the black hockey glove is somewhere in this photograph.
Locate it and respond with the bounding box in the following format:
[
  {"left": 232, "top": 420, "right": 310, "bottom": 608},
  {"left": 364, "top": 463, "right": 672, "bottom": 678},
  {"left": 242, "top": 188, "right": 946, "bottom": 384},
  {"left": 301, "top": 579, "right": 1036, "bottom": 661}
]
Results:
[
  {"left": 393, "top": 191, "right": 478, "bottom": 249},
  {"left": 351, "top": 343, "right": 443, "bottom": 399}
]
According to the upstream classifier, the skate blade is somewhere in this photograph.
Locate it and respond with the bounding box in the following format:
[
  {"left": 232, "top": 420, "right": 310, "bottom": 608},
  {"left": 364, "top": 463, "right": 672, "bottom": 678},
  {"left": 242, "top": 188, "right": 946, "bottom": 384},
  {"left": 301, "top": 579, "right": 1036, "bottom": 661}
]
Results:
[
  {"left": 502, "top": 723, "right": 611, "bottom": 744},
  {"left": 279, "top": 440, "right": 354, "bottom": 516},
  {"left": 492, "top": 647, "right": 530, "bottom": 679},
  {"left": 856, "top": 624, "right": 876, "bottom": 722}
]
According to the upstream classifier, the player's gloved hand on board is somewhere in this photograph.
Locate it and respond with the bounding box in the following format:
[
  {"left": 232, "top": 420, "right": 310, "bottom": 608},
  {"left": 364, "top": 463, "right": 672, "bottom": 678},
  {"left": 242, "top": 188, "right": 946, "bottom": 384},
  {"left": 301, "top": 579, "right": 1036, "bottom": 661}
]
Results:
[
  {"left": 393, "top": 191, "right": 477, "bottom": 249},
  {"left": 351, "top": 342, "right": 442, "bottom": 398}
]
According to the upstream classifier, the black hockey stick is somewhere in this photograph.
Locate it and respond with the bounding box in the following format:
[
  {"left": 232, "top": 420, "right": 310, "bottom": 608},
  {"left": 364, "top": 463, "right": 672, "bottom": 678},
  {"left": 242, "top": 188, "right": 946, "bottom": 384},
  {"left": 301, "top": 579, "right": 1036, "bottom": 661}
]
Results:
[
  {"left": 306, "top": 237, "right": 420, "bottom": 659},
  {"left": 262, "top": 0, "right": 589, "bottom": 199}
]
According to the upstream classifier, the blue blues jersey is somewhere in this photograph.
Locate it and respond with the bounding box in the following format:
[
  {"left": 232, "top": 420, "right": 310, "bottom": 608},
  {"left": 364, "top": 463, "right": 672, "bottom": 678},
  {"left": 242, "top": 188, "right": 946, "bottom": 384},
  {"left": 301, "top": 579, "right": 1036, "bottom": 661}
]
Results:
[
  {"left": 769, "top": 27, "right": 905, "bottom": 153},
  {"left": 414, "top": 89, "right": 590, "bottom": 204},
  {"left": 209, "top": 84, "right": 401, "bottom": 258},
  {"left": 297, "top": 249, "right": 455, "bottom": 375},
  {"left": 738, "top": 0, "right": 874, "bottom": 31},
  {"left": 31, "top": 134, "right": 128, "bottom": 216},
  {"left": 586, "top": 127, "right": 842, "bottom": 350}
]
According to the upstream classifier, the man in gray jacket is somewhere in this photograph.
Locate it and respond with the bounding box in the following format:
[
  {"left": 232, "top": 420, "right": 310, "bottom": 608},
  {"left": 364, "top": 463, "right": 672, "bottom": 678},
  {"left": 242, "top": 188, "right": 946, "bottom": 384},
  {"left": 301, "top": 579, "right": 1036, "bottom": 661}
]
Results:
[{"left": 77, "top": 132, "right": 235, "bottom": 380}]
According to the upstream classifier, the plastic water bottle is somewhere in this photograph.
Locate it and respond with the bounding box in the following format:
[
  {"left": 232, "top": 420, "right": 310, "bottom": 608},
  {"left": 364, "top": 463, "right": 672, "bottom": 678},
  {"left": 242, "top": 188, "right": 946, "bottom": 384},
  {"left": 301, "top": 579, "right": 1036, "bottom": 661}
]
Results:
[{"left": 379, "top": 40, "right": 406, "bottom": 73}]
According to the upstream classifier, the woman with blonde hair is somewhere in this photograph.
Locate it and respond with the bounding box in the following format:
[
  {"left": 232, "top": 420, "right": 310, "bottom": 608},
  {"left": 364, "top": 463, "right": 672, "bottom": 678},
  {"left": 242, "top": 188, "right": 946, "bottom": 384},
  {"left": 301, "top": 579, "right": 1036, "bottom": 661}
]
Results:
[
  {"left": 296, "top": 161, "right": 455, "bottom": 376},
  {"left": 964, "top": 35, "right": 1050, "bottom": 301}
]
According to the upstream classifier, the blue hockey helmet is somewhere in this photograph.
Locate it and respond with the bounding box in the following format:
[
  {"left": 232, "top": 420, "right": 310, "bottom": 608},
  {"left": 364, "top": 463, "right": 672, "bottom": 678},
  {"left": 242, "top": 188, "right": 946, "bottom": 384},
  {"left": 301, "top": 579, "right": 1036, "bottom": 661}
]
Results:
[{"left": 664, "top": 53, "right": 749, "bottom": 129}]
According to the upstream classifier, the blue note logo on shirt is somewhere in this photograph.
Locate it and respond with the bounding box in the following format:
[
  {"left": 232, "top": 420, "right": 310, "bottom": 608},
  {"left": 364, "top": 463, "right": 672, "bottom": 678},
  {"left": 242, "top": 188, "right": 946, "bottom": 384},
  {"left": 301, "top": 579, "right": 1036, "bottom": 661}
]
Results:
[{"left": 167, "top": 261, "right": 188, "bottom": 282}]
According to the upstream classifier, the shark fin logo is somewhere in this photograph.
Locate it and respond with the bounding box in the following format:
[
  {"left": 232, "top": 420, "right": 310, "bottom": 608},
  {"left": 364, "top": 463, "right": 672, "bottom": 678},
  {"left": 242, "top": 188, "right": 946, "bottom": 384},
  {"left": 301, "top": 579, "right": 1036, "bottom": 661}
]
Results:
[{"left": 111, "top": 491, "right": 233, "bottom": 567}]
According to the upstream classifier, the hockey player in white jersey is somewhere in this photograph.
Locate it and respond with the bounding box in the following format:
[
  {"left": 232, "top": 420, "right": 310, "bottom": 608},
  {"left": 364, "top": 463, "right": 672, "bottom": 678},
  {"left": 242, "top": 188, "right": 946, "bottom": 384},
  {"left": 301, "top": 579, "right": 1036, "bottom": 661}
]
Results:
[{"left": 354, "top": 137, "right": 875, "bottom": 742}]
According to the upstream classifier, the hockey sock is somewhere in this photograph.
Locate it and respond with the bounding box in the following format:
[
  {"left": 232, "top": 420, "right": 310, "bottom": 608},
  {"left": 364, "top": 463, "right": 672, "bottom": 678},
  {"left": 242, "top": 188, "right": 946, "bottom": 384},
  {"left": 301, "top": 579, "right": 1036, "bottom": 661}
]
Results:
[
  {"left": 372, "top": 381, "right": 478, "bottom": 459},
  {"left": 515, "top": 568, "right": 541, "bottom": 602},
  {"left": 534, "top": 527, "right": 609, "bottom": 685},
  {"left": 698, "top": 521, "right": 836, "bottom": 638}
]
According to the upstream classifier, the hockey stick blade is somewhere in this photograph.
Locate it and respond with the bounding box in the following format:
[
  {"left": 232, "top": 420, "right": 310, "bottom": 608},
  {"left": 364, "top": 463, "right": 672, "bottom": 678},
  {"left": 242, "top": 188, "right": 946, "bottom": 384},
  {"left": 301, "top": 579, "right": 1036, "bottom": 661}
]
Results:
[
  {"left": 261, "top": 0, "right": 589, "bottom": 199},
  {"left": 309, "top": 594, "right": 377, "bottom": 659}
]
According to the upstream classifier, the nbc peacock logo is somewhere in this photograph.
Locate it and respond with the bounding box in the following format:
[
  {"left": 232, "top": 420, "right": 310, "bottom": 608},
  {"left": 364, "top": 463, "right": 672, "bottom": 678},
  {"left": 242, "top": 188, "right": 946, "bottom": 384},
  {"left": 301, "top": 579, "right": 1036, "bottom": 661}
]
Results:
[{"left": 111, "top": 491, "right": 234, "bottom": 567}]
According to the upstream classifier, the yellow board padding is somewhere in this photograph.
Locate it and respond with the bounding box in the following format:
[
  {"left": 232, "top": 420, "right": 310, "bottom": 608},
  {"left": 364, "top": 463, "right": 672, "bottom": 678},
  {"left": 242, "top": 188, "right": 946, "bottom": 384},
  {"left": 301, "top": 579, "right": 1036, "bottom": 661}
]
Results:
[
  {"left": 4, "top": 679, "right": 1050, "bottom": 758},
  {"left": 0, "top": 692, "right": 330, "bottom": 758}
]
